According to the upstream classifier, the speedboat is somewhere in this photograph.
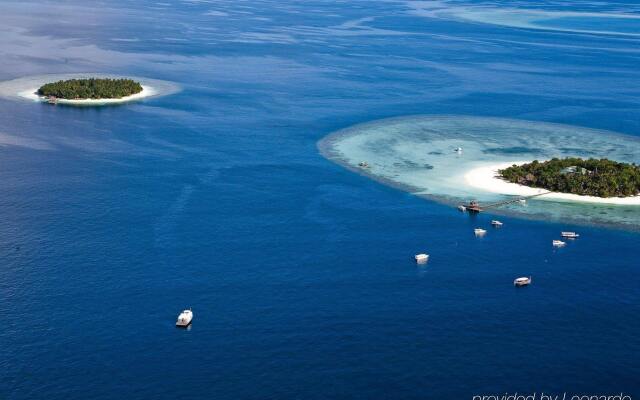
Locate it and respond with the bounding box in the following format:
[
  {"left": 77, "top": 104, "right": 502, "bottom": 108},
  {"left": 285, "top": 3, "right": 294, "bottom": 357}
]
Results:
[
  {"left": 552, "top": 240, "right": 566, "bottom": 247},
  {"left": 514, "top": 277, "right": 532, "bottom": 287},
  {"left": 176, "top": 309, "right": 193, "bottom": 327},
  {"left": 358, "top": 161, "right": 369, "bottom": 168},
  {"left": 474, "top": 228, "right": 487, "bottom": 236},
  {"left": 458, "top": 205, "right": 466, "bottom": 212},
  {"left": 491, "top": 220, "right": 503, "bottom": 227},
  {"left": 561, "top": 231, "right": 579, "bottom": 239},
  {"left": 518, "top": 199, "right": 527, "bottom": 204},
  {"left": 454, "top": 147, "right": 463, "bottom": 153},
  {"left": 415, "top": 253, "right": 429, "bottom": 263}
]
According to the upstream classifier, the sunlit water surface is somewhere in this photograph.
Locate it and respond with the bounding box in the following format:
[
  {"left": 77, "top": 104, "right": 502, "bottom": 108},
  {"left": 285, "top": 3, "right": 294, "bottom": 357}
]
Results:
[{"left": 1, "top": 0, "right": 639, "bottom": 399}]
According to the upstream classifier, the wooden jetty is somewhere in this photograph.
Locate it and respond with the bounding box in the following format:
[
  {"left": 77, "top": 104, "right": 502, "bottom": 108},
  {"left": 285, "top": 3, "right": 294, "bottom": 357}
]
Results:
[{"left": 460, "top": 191, "right": 550, "bottom": 213}]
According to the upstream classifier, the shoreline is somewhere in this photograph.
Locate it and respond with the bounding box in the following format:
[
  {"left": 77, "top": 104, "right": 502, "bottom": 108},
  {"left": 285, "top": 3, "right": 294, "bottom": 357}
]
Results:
[
  {"left": 464, "top": 161, "right": 640, "bottom": 205},
  {"left": 316, "top": 115, "right": 640, "bottom": 230},
  {"left": 18, "top": 85, "right": 156, "bottom": 105},
  {"left": 0, "top": 73, "right": 180, "bottom": 105}
]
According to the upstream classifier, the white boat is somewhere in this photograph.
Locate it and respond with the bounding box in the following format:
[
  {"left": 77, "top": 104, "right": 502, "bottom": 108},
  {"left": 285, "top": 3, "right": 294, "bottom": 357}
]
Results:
[
  {"left": 454, "top": 147, "right": 463, "bottom": 153},
  {"left": 415, "top": 253, "right": 429, "bottom": 263},
  {"left": 474, "top": 228, "right": 487, "bottom": 236},
  {"left": 552, "top": 240, "right": 566, "bottom": 247},
  {"left": 514, "top": 276, "right": 532, "bottom": 287},
  {"left": 176, "top": 309, "right": 193, "bottom": 327},
  {"left": 561, "top": 231, "right": 580, "bottom": 239},
  {"left": 458, "top": 205, "right": 466, "bottom": 212},
  {"left": 358, "top": 161, "right": 369, "bottom": 168},
  {"left": 518, "top": 199, "right": 527, "bottom": 204},
  {"left": 491, "top": 220, "right": 503, "bottom": 227}
]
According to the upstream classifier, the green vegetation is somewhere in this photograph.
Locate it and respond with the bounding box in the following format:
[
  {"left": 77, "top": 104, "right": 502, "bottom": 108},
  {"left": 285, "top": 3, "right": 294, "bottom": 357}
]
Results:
[
  {"left": 499, "top": 157, "right": 640, "bottom": 198},
  {"left": 37, "top": 78, "right": 143, "bottom": 100}
]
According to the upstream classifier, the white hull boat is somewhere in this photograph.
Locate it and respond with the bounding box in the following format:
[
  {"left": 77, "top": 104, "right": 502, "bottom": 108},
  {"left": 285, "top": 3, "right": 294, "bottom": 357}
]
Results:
[
  {"left": 415, "top": 253, "right": 429, "bottom": 263},
  {"left": 176, "top": 309, "right": 193, "bottom": 327},
  {"left": 514, "top": 277, "right": 532, "bottom": 287},
  {"left": 474, "top": 228, "right": 487, "bottom": 236},
  {"left": 553, "top": 240, "right": 566, "bottom": 247},
  {"left": 491, "top": 220, "right": 503, "bottom": 227},
  {"left": 561, "top": 231, "right": 580, "bottom": 239}
]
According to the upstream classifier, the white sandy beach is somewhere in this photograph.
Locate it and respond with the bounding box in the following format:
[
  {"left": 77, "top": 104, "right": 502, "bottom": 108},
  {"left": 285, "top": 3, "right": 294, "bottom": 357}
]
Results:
[
  {"left": 18, "top": 85, "right": 156, "bottom": 105},
  {"left": 0, "top": 74, "right": 180, "bottom": 105},
  {"left": 464, "top": 161, "right": 640, "bottom": 205}
]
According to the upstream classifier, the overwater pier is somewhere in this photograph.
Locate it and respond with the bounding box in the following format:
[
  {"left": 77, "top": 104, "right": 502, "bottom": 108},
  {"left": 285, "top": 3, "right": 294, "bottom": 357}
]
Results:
[{"left": 462, "top": 191, "right": 551, "bottom": 213}]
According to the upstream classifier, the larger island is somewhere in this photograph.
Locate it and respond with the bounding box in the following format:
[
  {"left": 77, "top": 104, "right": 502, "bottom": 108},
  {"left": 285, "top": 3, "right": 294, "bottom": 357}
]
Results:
[
  {"left": 38, "top": 78, "right": 143, "bottom": 100},
  {"left": 499, "top": 157, "right": 640, "bottom": 198}
]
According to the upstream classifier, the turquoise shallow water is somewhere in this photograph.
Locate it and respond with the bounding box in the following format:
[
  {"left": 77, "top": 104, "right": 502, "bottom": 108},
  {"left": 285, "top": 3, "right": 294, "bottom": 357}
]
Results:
[
  {"left": 536, "top": 16, "right": 640, "bottom": 35},
  {"left": 412, "top": 3, "right": 640, "bottom": 37},
  {"left": 319, "top": 116, "right": 640, "bottom": 229}
]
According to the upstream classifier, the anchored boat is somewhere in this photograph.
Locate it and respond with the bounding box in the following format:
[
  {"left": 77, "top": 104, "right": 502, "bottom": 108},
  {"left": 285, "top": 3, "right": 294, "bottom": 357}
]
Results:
[
  {"left": 561, "top": 231, "right": 579, "bottom": 239},
  {"left": 491, "top": 220, "right": 503, "bottom": 227},
  {"left": 415, "top": 253, "right": 429, "bottom": 263},
  {"left": 553, "top": 240, "right": 566, "bottom": 247},
  {"left": 474, "top": 228, "right": 487, "bottom": 236},
  {"left": 466, "top": 200, "right": 482, "bottom": 213},
  {"left": 514, "top": 277, "right": 532, "bottom": 287},
  {"left": 176, "top": 309, "right": 193, "bottom": 327}
]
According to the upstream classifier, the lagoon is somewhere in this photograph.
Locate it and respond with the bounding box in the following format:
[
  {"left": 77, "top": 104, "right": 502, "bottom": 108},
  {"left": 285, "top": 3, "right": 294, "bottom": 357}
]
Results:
[{"left": 319, "top": 116, "right": 640, "bottom": 229}]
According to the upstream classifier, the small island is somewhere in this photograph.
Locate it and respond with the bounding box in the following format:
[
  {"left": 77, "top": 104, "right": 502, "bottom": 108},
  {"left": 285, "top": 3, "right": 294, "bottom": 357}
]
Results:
[
  {"left": 499, "top": 157, "right": 640, "bottom": 198},
  {"left": 37, "top": 78, "right": 143, "bottom": 100}
]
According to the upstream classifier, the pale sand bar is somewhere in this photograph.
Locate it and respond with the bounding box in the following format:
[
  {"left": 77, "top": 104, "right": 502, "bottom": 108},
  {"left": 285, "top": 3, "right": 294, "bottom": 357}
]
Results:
[{"left": 464, "top": 161, "right": 640, "bottom": 205}]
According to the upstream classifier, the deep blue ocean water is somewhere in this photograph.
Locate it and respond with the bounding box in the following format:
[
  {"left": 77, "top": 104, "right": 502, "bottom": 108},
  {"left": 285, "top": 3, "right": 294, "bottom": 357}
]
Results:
[{"left": 1, "top": 1, "right": 639, "bottom": 399}]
